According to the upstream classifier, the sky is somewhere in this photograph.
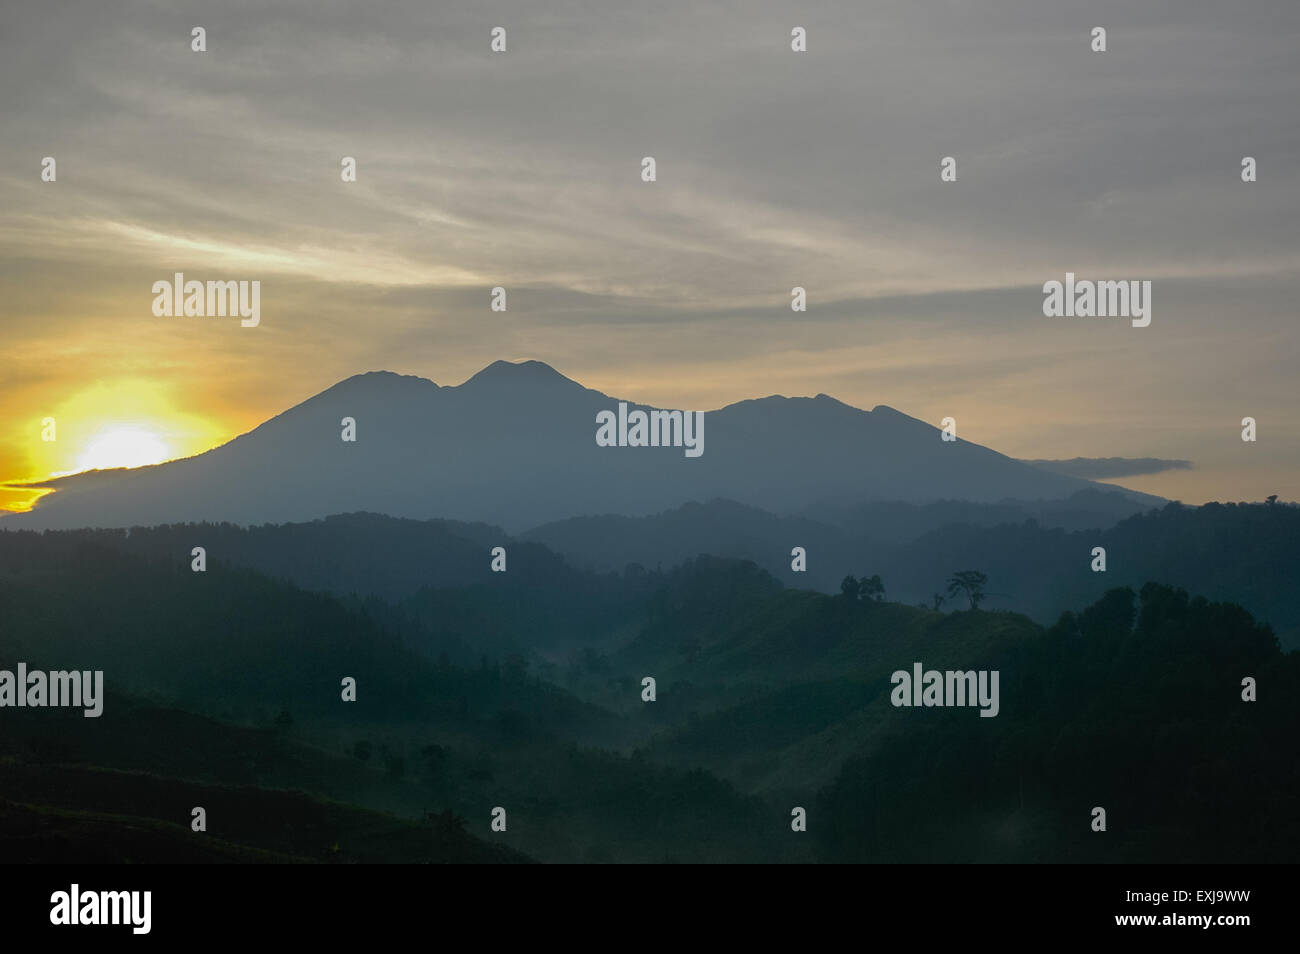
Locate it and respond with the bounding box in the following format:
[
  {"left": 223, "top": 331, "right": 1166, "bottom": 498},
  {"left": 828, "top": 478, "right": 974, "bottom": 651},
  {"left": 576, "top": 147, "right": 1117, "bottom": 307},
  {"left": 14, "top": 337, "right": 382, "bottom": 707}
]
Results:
[{"left": 2, "top": 0, "right": 1297, "bottom": 512}]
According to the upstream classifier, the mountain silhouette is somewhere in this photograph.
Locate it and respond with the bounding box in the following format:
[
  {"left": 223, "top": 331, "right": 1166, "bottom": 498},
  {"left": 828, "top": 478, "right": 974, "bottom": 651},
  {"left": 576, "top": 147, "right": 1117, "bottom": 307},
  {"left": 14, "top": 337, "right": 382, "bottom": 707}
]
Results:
[{"left": 4, "top": 360, "right": 1156, "bottom": 532}]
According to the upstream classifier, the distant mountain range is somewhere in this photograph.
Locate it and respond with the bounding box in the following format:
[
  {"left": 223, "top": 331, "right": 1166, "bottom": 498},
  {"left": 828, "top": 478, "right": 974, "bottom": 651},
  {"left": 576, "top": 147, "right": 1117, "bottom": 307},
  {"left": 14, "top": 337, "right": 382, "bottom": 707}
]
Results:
[
  {"left": 18, "top": 495, "right": 1292, "bottom": 648},
  {"left": 4, "top": 360, "right": 1161, "bottom": 532}
]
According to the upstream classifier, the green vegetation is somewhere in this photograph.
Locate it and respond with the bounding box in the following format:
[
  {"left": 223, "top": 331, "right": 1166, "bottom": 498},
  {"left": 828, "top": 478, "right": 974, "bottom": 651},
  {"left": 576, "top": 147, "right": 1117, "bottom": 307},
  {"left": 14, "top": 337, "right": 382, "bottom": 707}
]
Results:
[{"left": 1, "top": 517, "right": 1295, "bottom": 863}]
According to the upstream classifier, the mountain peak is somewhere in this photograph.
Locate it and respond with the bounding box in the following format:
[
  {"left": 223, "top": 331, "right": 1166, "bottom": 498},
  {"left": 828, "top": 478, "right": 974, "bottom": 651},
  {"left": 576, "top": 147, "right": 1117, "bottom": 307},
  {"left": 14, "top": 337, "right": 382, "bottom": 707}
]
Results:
[
  {"left": 460, "top": 359, "right": 574, "bottom": 388},
  {"left": 328, "top": 370, "right": 440, "bottom": 392}
]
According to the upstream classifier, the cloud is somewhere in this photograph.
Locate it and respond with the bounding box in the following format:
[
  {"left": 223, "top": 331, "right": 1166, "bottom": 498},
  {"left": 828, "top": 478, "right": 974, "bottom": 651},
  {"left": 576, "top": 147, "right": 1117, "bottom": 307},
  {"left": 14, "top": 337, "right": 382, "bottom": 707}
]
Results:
[{"left": 1, "top": 0, "right": 1298, "bottom": 505}]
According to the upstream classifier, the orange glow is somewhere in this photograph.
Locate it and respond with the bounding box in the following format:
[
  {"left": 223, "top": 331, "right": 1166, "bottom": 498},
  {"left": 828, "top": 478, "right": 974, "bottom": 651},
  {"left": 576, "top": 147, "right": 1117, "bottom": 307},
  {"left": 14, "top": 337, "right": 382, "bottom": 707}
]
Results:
[{"left": 1, "top": 379, "right": 228, "bottom": 514}]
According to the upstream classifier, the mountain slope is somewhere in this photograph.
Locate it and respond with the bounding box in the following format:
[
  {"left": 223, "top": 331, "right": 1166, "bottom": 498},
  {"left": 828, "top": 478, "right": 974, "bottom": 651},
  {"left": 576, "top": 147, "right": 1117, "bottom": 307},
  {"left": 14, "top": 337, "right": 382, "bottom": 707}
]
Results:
[{"left": 5, "top": 360, "right": 1140, "bottom": 532}]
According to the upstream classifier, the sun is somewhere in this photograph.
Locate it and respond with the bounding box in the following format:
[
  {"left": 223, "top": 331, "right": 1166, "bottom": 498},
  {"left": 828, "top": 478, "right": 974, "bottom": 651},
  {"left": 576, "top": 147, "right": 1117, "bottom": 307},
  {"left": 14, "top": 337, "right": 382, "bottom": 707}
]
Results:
[{"left": 77, "top": 427, "right": 171, "bottom": 472}]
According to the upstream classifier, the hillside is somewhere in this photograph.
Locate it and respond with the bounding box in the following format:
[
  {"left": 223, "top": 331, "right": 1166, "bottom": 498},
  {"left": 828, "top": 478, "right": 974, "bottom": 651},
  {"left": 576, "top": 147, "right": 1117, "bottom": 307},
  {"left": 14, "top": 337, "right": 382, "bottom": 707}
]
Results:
[
  {"left": 0, "top": 537, "right": 783, "bottom": 862},
  {"left": 1, "top": 523, "right": 1294, "bottom": 862}
]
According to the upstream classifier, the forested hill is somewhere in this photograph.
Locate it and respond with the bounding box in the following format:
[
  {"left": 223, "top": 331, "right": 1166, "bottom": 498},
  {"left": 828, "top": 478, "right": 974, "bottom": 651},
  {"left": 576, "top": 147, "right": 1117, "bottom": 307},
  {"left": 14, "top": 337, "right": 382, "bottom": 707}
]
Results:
[
  {"left": 4, "top": 498, "right": 1296, "bottom": 652},
  {"left": 1, "top": 527, "right": 1294, "bottom": 862}
]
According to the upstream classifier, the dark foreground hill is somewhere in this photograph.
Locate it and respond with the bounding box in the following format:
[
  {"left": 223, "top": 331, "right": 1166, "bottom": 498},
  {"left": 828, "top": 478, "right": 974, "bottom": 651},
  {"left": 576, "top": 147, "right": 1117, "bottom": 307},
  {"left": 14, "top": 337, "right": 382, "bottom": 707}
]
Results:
[
  {"left": 574, "top": 558, "right": 1300, "bottom": 861},
  {"left": 1, "top": 528, "right": 1294, "bottom": 862},
  {"left": 0, "top": 537, "right": 780, "bottom": 862},
  {"left": 816, "top": 584, "right": 1300, "bottom": 862},
  {"left": 0, "top": 687, "right": 531, "bottom": 863}
]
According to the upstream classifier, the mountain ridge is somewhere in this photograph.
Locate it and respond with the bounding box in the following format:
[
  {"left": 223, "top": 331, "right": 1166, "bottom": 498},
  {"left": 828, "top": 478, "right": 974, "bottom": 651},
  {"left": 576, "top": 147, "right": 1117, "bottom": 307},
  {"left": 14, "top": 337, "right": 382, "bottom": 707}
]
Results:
[{"left": 3, "top": 359, "right": 1159, "bottom": 532}]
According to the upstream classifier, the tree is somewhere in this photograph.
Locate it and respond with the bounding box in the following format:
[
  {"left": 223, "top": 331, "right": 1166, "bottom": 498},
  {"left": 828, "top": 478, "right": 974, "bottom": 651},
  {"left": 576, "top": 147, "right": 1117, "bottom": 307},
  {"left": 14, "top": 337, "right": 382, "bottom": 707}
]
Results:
[
  {"left": 931, "top": 593, "right": 945, "bottom": 611},
  {"left": 947, "top": 571, "right": 988, "bottom": 610},
  {"left": 840, "top": 575, "right": 861, "bottom": 600},
  {"left": 859, "top": 574, "right": 886, "bottom": 602},
  {"left": 1266, "top": 494, "right": 1278, "bottom": 506}
]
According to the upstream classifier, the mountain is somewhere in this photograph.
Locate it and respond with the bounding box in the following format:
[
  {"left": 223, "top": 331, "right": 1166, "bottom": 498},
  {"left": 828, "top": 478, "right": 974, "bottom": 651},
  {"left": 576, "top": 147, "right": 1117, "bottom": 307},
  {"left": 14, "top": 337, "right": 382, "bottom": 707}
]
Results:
[
  {"left": 876, "top": 500, "right": 1300, "bottom": 648},
  {"left": 15, "top": 494, "right": 1295, "bottom": 651},
  {"left": 522, "top": 492, "right": 1154, "bottom": 587},
  {"left": 3, "top": 360, "right": 1155, "bottom": 533},
  {"left": 534, "top": 498, "right": 1300, "bottom": 648}
]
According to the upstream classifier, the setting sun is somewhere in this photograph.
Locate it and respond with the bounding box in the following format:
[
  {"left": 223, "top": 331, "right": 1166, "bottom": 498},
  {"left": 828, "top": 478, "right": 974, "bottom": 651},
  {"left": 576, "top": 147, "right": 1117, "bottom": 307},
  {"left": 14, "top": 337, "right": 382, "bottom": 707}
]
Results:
[
  {"left": 77, "top": 427, "right": 170, "bottom": 472},
  {"left": 0, "top": 378, "right": 232, "bottom": 513}
]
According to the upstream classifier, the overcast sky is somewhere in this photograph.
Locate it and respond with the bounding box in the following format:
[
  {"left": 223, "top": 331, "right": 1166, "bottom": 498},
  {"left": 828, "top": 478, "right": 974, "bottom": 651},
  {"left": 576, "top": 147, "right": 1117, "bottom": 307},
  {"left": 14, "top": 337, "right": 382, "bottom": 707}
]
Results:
[{"left": 2, "top": 0, "right": 1297, "bottom": 508}]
